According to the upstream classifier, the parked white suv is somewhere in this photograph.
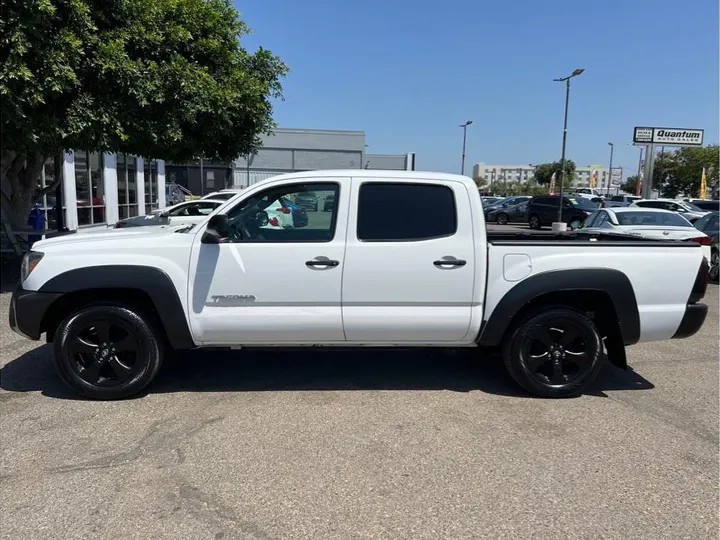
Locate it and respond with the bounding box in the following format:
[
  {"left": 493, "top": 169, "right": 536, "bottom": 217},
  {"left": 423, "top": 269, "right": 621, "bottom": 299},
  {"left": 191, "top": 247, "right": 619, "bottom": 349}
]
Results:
[{"left": 630, "top": 198, "right": 710, "bottom": 223}]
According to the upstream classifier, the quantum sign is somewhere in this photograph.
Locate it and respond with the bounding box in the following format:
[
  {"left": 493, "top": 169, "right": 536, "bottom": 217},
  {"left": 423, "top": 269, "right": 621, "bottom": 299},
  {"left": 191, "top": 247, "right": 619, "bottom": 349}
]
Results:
[{"left": 633, "top": 127, "right": 704, "bottom": 146}]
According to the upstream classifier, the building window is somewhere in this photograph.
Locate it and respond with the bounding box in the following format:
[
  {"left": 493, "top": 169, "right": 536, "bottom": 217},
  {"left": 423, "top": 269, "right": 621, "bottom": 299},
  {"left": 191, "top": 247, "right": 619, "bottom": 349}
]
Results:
[
  {"left": 144, "top": 159, "right": 158, "bottom": 214},
  {"left": 117, "top": 154, "right": 138, "bottom": 219},
  {"left": 73, "top": 151, "right": 105, "bottom": 226}
]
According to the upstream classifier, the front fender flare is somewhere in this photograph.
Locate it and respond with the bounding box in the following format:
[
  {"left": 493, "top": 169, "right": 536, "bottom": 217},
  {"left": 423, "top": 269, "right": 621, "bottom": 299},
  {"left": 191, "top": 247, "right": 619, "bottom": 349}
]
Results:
[{"left": 39, "top": 265, "right": 195, "bottom": 349}]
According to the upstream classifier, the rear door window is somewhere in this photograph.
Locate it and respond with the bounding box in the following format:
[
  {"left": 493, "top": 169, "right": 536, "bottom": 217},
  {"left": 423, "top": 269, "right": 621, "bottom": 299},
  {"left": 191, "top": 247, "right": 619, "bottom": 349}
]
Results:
[
  {"left": 532, "top": 197, "right": 554, "bottom": 206},
  {"left": 357, "top": 183, "right": 457, "bottom": 241}
]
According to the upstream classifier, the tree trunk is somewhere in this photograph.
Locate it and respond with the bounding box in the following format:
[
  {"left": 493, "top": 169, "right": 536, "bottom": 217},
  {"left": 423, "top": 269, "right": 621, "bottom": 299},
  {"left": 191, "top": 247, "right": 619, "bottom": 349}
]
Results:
[{"left": 1, "top": 150, "right": 49, "bottom": 230}]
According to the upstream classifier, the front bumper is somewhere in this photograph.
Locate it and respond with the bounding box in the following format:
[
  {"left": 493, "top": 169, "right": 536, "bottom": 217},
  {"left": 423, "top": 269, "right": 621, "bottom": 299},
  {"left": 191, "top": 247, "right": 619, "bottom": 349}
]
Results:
[
  {"left": 671, "top": 303, "right": 708, "bottom": 339},
  {"left": 9, "top": 286, "right": 62, "bottom": 341}
]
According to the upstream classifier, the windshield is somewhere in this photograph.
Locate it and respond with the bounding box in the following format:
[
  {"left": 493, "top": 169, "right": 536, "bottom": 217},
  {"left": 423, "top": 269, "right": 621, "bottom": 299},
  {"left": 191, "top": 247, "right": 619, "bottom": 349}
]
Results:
[
  {"left": 616, "top": 211, "right": 693, "bottom": 227},
  {"left": 569, "top": 197, "right": 599, "bottom": 210},
  {"left": 205, "top": 192, "right": 237, "bottom": 201}
]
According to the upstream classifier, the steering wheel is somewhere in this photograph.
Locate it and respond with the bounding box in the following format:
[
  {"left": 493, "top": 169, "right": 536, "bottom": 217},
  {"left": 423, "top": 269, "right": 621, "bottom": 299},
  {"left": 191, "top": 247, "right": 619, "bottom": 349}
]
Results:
[
  {"left": 227, "top": 225, "right": 244, "bottom": 242},
  {"left": 228, "top": 206, "right": 268, "bottom": 242}
]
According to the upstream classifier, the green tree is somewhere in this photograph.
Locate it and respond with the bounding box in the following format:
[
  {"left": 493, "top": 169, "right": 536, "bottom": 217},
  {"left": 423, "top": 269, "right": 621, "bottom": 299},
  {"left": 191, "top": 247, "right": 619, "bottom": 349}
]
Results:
[
  {"left": 658, "top": 145, "right": 719, "bottom": 198},
  {"left": 532, "top": 160, "right": 577, "bottom": 187},
  {"left": 473, "top": 175, "right": 487, "bottom": 189},
  {"left": 622, "top": 175, "right": 639, "bottom": 195},
  {"left": 1, "top": 0, "right": 287, "bottom": 228}
]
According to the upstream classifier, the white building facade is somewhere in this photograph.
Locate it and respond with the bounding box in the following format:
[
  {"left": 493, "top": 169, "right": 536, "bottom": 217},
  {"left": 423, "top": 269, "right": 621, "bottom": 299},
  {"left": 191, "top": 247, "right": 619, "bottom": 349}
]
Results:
[
  {"left": 33, "top": 151, "right": 166, "bottom": 231},
  {"left": 473, "top": 162, "right": 610, "bottom": 190}
]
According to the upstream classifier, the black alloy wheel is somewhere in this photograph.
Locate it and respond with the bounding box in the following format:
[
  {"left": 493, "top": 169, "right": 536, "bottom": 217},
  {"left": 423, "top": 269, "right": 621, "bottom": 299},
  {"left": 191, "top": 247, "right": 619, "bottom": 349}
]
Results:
[
  {"left": 503, "top": 307, "right": 603, "bottom": 398},
  {"left": 710, "top": 249, "right": 719, "bottom": 282},
  {"left": 528, "top": 215, "right": 541, "bottom": 229},
  {"left": 69, "top": 320, "right": 140, "bottom": 386},
  {"left": 496, "top": 213, "right": 509, "bottom": 225},
  {"left": 53, "top": 305, "right": 163, "bottom": 399}
]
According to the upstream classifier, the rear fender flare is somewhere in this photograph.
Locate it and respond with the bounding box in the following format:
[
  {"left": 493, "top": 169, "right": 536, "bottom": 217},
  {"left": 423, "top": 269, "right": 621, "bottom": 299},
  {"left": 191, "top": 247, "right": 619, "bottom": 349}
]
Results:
[{"left": 477, "top": 268, "right": 640, "bottom": 347}]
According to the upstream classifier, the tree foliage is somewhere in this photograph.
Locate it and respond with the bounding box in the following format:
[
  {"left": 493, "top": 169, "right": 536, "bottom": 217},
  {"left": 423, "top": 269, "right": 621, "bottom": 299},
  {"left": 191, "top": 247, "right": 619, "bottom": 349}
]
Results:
[
  {"left": 0, "top": 0, "right": 288, "bottom": 227},
  {"left": 656, "top": 146, "right": 719, "bottom": 198},
  {"left": 621, "top": 175, "right": 639, "bottom": 195},
  {"left": 532, "top": 160, "right": 577, "bottom": 187},
  {"left": 473, "top": 175, "right": 487, "bottom": 188}
]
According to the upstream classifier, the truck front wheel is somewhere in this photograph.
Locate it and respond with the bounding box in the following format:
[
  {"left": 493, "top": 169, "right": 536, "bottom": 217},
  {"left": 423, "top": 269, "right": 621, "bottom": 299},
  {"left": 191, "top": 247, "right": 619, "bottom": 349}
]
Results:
[
  {"left": 502, "top": 307, "right": 603, "bottom": 398},
  {"left": 53, "top": 305, "right": 164, "bottom": 400}
]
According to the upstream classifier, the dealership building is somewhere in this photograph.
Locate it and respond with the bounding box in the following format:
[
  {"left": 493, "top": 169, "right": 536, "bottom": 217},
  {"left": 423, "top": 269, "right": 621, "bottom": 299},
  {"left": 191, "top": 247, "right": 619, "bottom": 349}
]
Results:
[
  {"left": 166, "top": 128, "right": 415, "bottom": 196},
  {"left": 14, "top": 128, "right": 415, "bottom": 232}
]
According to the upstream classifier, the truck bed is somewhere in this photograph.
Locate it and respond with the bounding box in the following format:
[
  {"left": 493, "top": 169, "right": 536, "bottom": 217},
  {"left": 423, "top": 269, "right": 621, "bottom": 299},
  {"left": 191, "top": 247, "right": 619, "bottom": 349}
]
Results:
[{"left": 486, "top": 230, "right": 701, "bottom": 247}]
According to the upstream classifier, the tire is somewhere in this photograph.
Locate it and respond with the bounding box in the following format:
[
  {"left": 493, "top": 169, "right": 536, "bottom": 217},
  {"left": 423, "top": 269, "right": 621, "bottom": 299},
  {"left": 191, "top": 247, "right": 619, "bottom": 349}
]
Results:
[
  {"left": 502, "top": 307, "right": 603, "bottom": 398},
  {"left": 710, "top": 249, "right": 719, "bottom": 282},
  {"left": 53, "top": 304, "right": 164, "bottom": 400},
  {"left": 496, "top": 213, "right": 509, "bottom": 225},
  {"left": 528, "top": 214, "right": 541, "bottom": 229}
]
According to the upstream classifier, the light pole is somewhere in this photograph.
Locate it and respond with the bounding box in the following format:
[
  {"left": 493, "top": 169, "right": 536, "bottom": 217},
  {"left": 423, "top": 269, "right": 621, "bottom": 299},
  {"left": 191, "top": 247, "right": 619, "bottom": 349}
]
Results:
[
  {"left": 553, "top": 68, "right": 584, "bottom": 224},
  {"left": 635, "top": 146, "right": 643, "bottom": 195},
  {"left": 607, "top": 142, "right": 614, "bottom": 195},
  {"left": 460, "top": 120, "right": 473, "bottom": 176}
]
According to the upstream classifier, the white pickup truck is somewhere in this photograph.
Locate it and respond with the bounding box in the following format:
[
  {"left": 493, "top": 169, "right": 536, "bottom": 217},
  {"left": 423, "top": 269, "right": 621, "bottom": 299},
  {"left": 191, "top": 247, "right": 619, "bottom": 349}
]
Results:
[{"left": 9, "top": 170, "right": 710, "bottom": 400}]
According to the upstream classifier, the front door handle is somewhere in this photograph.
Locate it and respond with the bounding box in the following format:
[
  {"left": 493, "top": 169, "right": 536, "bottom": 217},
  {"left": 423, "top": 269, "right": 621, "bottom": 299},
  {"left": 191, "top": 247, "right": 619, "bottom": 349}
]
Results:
[
  {"left": 306, "top": 258, "right": 339, "bottom": 268},
  {"left": 433, "top": 259, "right": 467, "bottom": 267}
]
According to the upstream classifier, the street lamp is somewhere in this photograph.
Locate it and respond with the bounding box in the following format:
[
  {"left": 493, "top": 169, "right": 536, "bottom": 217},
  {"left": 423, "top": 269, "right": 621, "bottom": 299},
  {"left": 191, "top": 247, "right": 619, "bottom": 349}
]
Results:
[
  {"left": 460, "top": 120, "right": 473, "bottom": 176},
  {"left": 635, "top": 145, "right": 643, "bottom": 195},
  {"left": 553, "top": 68, "right": 584, "bottom": 224},
  {"left": 607, "top": 142, "right": 614, "bottom": 195}
]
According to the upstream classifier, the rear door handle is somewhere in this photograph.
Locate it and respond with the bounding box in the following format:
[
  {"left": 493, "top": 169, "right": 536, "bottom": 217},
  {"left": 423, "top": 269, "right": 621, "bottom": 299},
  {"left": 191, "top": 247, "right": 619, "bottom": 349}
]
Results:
[
  {"left": 306, "top": 259, "right": 339, "bottom": 268},
  {"left": 433, "top": 259, "right": 467, "bottom": 267}
]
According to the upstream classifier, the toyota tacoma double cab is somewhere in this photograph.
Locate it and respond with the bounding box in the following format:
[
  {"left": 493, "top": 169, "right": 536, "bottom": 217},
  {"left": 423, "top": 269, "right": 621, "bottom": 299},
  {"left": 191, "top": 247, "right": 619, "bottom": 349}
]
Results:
[{"left": 9, "top": 170, "right": 710, "bottom": 400}]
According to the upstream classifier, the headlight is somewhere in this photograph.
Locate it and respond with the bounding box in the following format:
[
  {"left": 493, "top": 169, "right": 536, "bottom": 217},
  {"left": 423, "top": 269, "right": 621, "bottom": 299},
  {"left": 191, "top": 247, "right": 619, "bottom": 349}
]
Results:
[{"left": 20, "top": 251, "right": 44, "bottom": 283}]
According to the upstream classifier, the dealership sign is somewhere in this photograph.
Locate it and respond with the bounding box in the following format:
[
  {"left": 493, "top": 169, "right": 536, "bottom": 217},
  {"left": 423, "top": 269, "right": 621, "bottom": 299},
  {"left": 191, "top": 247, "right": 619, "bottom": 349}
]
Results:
[{"left": 633, "top": 127, "right": 704, "bottom": 146}]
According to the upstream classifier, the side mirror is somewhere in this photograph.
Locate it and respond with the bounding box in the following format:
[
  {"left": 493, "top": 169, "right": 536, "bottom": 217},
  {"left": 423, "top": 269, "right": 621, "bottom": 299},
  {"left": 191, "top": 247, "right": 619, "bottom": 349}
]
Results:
[{"left": 201, "top": 214, "right": 231, "bottom": 244}]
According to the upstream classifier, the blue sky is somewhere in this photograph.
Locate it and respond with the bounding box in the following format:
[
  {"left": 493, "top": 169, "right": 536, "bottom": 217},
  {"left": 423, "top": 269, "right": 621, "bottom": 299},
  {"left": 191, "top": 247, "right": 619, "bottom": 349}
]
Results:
[{"left": 237, "top": 0, "right": 718, "bottom": 177}]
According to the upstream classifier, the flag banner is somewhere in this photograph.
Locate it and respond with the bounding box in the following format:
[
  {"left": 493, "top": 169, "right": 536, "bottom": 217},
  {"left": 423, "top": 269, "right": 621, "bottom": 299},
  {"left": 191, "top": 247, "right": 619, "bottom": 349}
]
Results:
[{"left": 590, "top": 170, "right": 598, "bottom": 189}]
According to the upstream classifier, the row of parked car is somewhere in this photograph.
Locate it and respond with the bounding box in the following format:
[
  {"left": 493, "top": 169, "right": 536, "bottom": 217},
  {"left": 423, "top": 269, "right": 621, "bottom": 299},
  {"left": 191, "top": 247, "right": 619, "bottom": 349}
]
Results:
[
  {"left": 114, "top": 187, "right": 336, "bottom": 230},
  {"left": 482, "top": 193, "right": 719, "bottom": 281}
]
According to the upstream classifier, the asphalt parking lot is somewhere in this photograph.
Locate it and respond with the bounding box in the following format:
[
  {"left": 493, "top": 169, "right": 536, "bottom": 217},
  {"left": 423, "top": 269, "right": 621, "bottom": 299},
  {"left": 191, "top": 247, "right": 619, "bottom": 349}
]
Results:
[{"left": 0, "top": 276, "right": 717, "bottom": 539}]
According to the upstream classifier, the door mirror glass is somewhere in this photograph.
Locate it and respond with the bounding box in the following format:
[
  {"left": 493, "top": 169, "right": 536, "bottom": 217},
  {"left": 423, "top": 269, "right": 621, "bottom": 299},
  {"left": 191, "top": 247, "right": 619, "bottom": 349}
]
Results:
[{"left": 202, "top": 214, "right": 231, "bottom": 243}]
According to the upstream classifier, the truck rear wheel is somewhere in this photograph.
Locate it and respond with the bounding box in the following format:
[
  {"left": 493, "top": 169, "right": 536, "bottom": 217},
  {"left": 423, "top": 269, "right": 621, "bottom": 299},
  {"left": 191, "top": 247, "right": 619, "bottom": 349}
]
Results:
[
  {"left": 53, "top": 304, "right": 164, "bottom": 400},
  {"left": 502, "top": 307, "right": 603, "bottom": 398}
]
